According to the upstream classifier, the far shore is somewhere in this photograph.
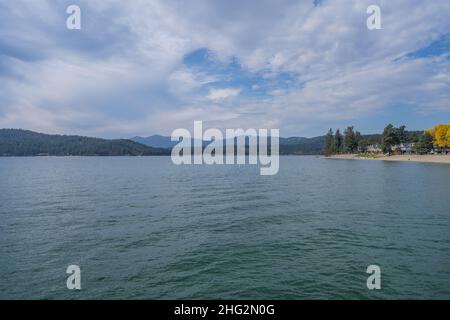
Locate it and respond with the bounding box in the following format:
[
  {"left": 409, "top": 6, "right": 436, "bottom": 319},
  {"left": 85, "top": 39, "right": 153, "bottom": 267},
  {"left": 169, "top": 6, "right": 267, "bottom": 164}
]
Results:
[{"left": 327, "top": 154, "right": 450, "bottom": 164}]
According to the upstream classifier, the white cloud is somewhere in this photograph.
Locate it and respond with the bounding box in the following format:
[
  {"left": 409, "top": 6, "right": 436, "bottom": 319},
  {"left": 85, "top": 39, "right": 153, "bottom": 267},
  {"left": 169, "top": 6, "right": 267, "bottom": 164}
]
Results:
[
  {"left": 168, "top": 67, "right": 219, "bottom": 98},
  {"left": 207, "top": 88, "right": 242, "bottom": 102},
  {"left": 0, "top": 0, "right": 449, "bottom": 136}
]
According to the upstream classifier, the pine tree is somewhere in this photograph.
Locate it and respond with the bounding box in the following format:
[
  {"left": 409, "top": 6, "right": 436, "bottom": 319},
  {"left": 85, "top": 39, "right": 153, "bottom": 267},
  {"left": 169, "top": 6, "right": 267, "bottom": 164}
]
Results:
[
  {"left": 343, "top": 126, "right": 358, "bottom": 153},
  {"left": 323, "top": 128, "right": 334, "bottom": 156},
  {"left": 413, "top": 133, "right": 433, "bottom": 154},
  {"left": 381, "top": 124, "right": 400, "bottom": 155},
  {"left": 333, "top": 129, "right": 343, "bottom": 154},
  {"left": 358, "top": 138, "right": 369, "bottom": 153}
]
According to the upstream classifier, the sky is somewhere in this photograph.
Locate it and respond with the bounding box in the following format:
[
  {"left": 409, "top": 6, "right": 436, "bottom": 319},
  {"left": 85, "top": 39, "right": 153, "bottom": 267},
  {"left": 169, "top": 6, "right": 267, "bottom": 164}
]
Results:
[{"left": 0, "top": 0, "right": 449, "bottom": 138}]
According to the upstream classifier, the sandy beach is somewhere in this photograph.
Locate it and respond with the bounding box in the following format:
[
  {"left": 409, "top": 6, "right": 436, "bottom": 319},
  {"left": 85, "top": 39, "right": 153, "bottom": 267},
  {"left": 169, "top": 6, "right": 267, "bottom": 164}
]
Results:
[{"left": 327, "top": 154, "right": 450, "bottom": 164}]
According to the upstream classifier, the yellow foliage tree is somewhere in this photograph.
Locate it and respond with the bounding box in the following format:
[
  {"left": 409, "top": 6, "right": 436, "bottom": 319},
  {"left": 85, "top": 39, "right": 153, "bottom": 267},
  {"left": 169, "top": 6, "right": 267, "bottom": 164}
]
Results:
[
  {"left": 426, "top": 123, "right": 450, "bottom": 148},
  {"left": 447, "top": 125, "right": 450, "bottom": 146}
]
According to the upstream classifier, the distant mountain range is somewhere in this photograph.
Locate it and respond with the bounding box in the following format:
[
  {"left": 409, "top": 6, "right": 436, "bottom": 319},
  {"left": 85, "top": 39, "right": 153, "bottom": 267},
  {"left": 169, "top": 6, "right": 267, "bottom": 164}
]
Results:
[
  {"left": 131, "top": 134, "right": 328, "bottom": 155},
  {"left": 131, "top": 135, "right": 177, "bottom": 148},
  {"left": 0, "top": 129, "right": 170, "bottom": 156}
]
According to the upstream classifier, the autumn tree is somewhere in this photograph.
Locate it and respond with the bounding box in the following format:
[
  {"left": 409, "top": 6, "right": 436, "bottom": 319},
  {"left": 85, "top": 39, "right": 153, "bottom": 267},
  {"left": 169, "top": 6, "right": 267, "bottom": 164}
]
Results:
[{"left": 425, "top": 123, "right": 450, "bottom": 150}]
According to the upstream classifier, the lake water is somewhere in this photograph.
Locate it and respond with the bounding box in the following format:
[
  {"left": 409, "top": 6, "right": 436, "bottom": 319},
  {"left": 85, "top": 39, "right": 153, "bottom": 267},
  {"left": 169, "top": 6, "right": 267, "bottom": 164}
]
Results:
[{"left": 0, "top": 156, "right": 449, "bottom": 299}]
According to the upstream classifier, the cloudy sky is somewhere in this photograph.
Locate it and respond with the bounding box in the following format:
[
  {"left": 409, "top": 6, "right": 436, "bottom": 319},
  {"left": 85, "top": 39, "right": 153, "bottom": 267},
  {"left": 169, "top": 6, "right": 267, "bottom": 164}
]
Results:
[{"left": 0, "top": 0, "right": 449, "bottom": 138}]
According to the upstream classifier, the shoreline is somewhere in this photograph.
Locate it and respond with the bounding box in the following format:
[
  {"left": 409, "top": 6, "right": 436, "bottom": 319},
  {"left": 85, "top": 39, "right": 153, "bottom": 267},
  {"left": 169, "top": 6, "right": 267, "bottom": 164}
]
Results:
[{"left": 327, "top": 154, "right": 450, "bottom": 164}]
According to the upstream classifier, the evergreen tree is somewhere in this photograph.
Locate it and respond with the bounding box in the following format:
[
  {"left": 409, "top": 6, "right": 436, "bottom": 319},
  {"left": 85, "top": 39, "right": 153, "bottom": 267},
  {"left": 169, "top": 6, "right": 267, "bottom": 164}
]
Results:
[
  {"left": 343, "top": 126, "right": 358, "bottom": 153},
  {"left": 398, "top": 125, "right": 407, "bottom": 143},
  {"left": 358, "top": 138, "right": 369, "bottom": 153},
  {"left": 381, "top": 124, "right": 400, "bottom": 155},
  {"left": 323, "top": 128, "right": 334, "bottom": 156},
  {"left": 413, "top": 133, "right": 433, "bottom": 154},
  {"left": 333, "top": 129, "right": 343, "bottom": 154}
]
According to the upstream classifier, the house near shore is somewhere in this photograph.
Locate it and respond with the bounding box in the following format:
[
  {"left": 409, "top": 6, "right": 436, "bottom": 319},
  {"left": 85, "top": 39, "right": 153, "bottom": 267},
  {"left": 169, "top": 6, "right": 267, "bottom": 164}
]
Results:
[
  {"left": 364, "top": 143, "right": 415, "bottom": 155},
  {"left": 432, "top": 147, "right": 450, "bottom": 154},
  {"left": 397, "top": 143, "right": 415, "bottom": 155},
  {"left": 366, "top": 144, "right": 382, "bottom": 154},
  {"left": 385, "top": 143, "right": 415, "bottom": 154}
]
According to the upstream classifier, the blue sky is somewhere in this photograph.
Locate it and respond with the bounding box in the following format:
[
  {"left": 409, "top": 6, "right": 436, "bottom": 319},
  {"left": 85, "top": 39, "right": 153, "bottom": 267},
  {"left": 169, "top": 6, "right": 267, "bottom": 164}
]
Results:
[{"left": 0, "top": 0, "right": 449, "bottom": 138}]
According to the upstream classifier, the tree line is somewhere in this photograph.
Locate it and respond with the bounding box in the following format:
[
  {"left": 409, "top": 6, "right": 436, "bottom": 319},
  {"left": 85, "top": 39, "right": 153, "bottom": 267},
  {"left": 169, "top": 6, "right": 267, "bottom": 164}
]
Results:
[
  {"left": 323, "top": 126, "right": 363, "bottom": 156},
  {"left": 322, "top": 124, "right": 446, "bottom": 156}
]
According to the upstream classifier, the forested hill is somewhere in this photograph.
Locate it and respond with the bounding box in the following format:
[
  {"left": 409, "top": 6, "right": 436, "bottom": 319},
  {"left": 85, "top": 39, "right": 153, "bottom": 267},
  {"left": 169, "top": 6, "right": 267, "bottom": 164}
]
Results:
[
  {"left": 0, "top": 129, "right": 171, "bottom": 156},
  {"left": 131, "top": 134, "right": 328, "bottom": 155},
  {"left": 279, "top": 136, "right": 325, "bottom": 155}
]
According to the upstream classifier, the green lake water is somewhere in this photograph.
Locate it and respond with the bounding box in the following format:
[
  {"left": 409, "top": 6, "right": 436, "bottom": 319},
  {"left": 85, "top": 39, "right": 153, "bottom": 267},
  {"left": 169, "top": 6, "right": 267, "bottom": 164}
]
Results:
[{"left": 0, "top": 156, "right": 449, "bottom": 299}]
